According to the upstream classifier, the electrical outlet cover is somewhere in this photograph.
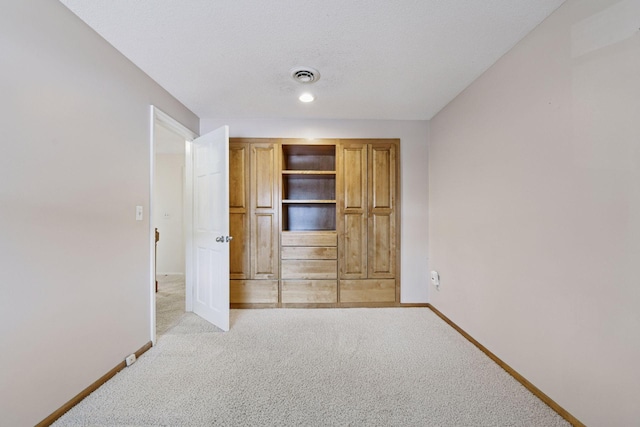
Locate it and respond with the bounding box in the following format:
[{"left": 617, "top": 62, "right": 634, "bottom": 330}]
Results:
[{"left": 125, "top": 354, "right": 137, "bottom": 366}]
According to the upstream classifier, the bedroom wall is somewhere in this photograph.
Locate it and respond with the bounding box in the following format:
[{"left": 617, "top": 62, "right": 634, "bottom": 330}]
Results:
[
  {"left": 0, "top": 2, "right": 198, "bottom": 425},
  {"left": 201, "top": 118, "right": 430, "bottom": 303},
  {"left": 428, "top": 0, "right": 640, "bottom": 425}
]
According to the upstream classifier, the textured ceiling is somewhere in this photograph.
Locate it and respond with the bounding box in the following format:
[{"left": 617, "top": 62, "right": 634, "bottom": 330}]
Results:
[{"left": 60, "top": 0, "right": 565, "bottom": 121}]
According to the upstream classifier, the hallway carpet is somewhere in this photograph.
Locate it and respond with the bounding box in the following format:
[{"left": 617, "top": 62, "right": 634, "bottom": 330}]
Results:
[
  {"left": 53, "top": 308, "right": 569, "bottom": 426},
  {"left": 155, "top": 274, "right": 186, "bottom": 336}
]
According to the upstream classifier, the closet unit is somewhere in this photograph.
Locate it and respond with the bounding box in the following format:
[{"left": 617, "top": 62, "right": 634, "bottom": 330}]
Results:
[
  {"left": 228, "top": 138, "right": 399, "bottom": 307},
  {"left": 229, "top": 139, "right": 279, "bottom": 304},
  {"left": 337, "top": 140, "right": 398, "bottom": 303}
]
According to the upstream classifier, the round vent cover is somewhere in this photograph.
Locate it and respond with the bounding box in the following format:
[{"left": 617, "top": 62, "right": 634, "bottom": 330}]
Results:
[{"left": 290, "top": 67, "right": 320, "bottom": 84}]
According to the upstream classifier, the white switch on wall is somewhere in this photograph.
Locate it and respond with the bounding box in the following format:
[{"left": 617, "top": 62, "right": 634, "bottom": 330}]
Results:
[{"left": 136, "top": 206, "right": 143, "bottom": 221}]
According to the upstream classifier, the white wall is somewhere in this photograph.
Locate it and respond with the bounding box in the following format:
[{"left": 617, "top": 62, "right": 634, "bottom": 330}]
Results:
[
  {"left": 429, "top": 0, "right": 640, "bottom": 425},
  {"left": 154, "top": 153, "right": 185, "bottom": 274},
  {"left": 201, "top": 119, "right": 429, "bottom": 303},
  {"left": 0, "top": 2, "right": 198, "bottom": 426}
]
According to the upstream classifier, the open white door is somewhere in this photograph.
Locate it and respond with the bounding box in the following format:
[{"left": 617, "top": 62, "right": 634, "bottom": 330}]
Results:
[{"left": 192, "top": 126, "right": 230, "bottom": 331}]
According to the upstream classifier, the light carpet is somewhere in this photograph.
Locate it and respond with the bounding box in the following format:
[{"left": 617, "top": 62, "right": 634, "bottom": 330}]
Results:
[
  {"left": 53, "top": 307, "right": 569, "bottom": 426},
  {"left": 155, "top": 274, "right": 186, "bottom": 336}
]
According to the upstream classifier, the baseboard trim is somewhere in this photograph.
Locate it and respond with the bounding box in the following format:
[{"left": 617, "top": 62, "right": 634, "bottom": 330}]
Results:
[
  {"left": 427, "top": 304, "right": 584, "bottom": 427},
  {"left": 230, "top": 302, "right": 430, "bottom": 309},
  {"left": 36, "top": 341, "right": 153, "bottom": 427}
]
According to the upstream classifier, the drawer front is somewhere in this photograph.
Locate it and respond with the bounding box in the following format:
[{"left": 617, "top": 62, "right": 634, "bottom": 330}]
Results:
[
  {"left": 281, "top": 246, "right": 337, "bottom": 260},
  {"left": 339, "top": 279, "right": 396, "bottom": 303},
  {"left": 281, "top": 260, "right": 337, "bottom": 279},
  {"left": 281, "top": 280, "right": 337, "bottom": 303},
  {"left": 281, "top": 231, "right": 337, "bottom": 247},
  {"left": 230, "top": 280, "right": 278, "bottom": 303}
]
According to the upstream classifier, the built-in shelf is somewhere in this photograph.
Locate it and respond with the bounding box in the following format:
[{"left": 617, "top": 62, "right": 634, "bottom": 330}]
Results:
[
  {"left": 282, "top": 204, "right": 336, "bottom": 231},
  {"left": 282, "top": 170, "right": 336, "bottom": 175},
  {"left": 283, "top": 174, "right": 335, "bottom": 201},
  {"left": 282, "top": 145, "right": 335, "bottom": 171},
  {"left": 282, "top": 200, "right": 336, "bottom": 204},
  {"left": 281, "top": 144, "right": 336, "bottom": 232}
]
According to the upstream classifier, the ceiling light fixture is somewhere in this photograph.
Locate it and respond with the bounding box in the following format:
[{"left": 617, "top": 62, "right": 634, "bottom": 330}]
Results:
[{"left": 299, "top": 93, "right": 315, "bottom": 103}]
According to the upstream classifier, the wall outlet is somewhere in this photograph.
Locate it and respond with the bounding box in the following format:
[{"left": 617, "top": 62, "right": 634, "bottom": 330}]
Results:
[
  {"left": 125, "top": 353, "right": 137, "bottom": 366},
  {"left": 430, "top": 271, "right": 440, "bottom": 291}
]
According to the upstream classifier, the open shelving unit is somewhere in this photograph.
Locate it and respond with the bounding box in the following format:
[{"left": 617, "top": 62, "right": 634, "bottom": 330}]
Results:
[{"left": 281, "top": 144, "right": 336, "bottom": 231}]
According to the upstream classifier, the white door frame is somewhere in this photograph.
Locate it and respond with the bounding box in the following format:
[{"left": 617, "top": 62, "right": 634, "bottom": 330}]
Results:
[{"left": 150, "top": 106, "right": 198, "bottom": 345}]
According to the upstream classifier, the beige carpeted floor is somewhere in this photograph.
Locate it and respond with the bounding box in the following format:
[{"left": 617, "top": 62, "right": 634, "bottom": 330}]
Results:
[
  {"left": 155, "top": 274, "right": 186, "bottom": 336},
  {"left": 53, "top": 282, "right": 569, "bottom": 426}
]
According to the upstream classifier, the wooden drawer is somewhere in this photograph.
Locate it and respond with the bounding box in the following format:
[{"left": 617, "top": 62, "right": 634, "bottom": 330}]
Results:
[
  {"left": 230, "top": 280, "right": 278, "bottom": 303},
  {"left": 281, "top": 246, "right": 337, "bottom": 260},
  {"left": 281, "top": 231, "right": 337, "bottom": 247},
  {"left": 281, "top": 260, "right": 337, "bottom": 279},
  {"left": 281, "top": 280, "right": 337, "bottom": 303},
  {"left": 339, "top": 279, "right": 396, "bottom": 303}
]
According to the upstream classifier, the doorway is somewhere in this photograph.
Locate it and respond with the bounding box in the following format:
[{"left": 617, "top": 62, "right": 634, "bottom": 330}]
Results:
[
  {"left": 153, "top": 123, "right": 186, "bottom": 336},
  {"left": 150, "top": 107, "right": 197, "bottom": 344}
]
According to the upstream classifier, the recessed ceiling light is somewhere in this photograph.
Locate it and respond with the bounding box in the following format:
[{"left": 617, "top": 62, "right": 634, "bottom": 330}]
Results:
[{"left": 299, "top": 93, "right": 315, "bottom": 103}]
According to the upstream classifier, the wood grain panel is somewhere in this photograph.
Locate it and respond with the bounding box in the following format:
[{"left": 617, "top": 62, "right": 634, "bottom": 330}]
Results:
[
  {"left": 338, "top": 143, "right": 368, "bottom": 280},
  {"left": 341, "top": 212, "right": 367, "bottom": 278},
  {"left": 342, "top": 145, "right": 367, "bottom": 210},
  {"left": 252, "top": 144, "right": 276, "bottom": 209},
  {"left": 253, "top": 213, "right": 277, "bottom": 277},
  {"left": 250, "top": 141, "right": 278, "bottom": 280},
  {"left": 281, "top": 246, "right": 337, "bottom": 260},
  {"left": 281, "top": 231, "right": 337, "bottom": 247},
  {"left": 229, "top": 145, "right": 247, "bottom": 209},
  {"left": 281, "top": 280, "right": 337, "bottom": 303},
  {"left": 340, "top": 279, "right": 396, "bottom": 303},
  {"left": 370, "top": 145, "right": 392, "bottom": 209},
  {"left": 229, "top": 212, "right": 248, "bottom": 279},
  {"left": 229, "top": 142, "right": 249, "bottom": 280},
  {"left": 281, "top": 260, "right": 337, "bottom": 279},
  {"left": 368, "top": 142, "right": 396, "bottom": 279},
  {"left": 230, "top": 280, "right": 278, "bottom": 303},
  {"left": 369, "top": 212, "right": 395, "bottom": 277}
]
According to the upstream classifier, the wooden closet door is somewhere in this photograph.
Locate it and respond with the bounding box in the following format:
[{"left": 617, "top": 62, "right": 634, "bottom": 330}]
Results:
[
  {"left": 229, "top": 142, "right": 249, "bottom": 279},
  {"left": 338, "top": 143, "right": 368, "bottom": 279},
  {"left": 250, "top": 143, "right": 279, "bottom": 279},
  {"left": 368, "top": 143, "right": 396, "bottom": 279}
]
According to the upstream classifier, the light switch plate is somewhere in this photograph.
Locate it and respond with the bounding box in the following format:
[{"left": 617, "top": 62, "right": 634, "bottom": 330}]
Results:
[
  {"left": 136, "top": 206, "right": 143, "bottom": 221},
  {"left": 430, "top": 271, "right": 440, "bottom": 290}
]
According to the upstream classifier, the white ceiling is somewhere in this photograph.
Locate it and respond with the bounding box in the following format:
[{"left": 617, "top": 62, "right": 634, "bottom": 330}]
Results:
[{"left": 60, "top": 0, "right": 565, "bottom": 121}]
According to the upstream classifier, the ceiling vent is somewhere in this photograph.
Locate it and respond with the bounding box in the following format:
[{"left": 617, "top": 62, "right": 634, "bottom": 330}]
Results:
[{"left": 290, "top": 67, "right": 320, "bottom": 84}]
